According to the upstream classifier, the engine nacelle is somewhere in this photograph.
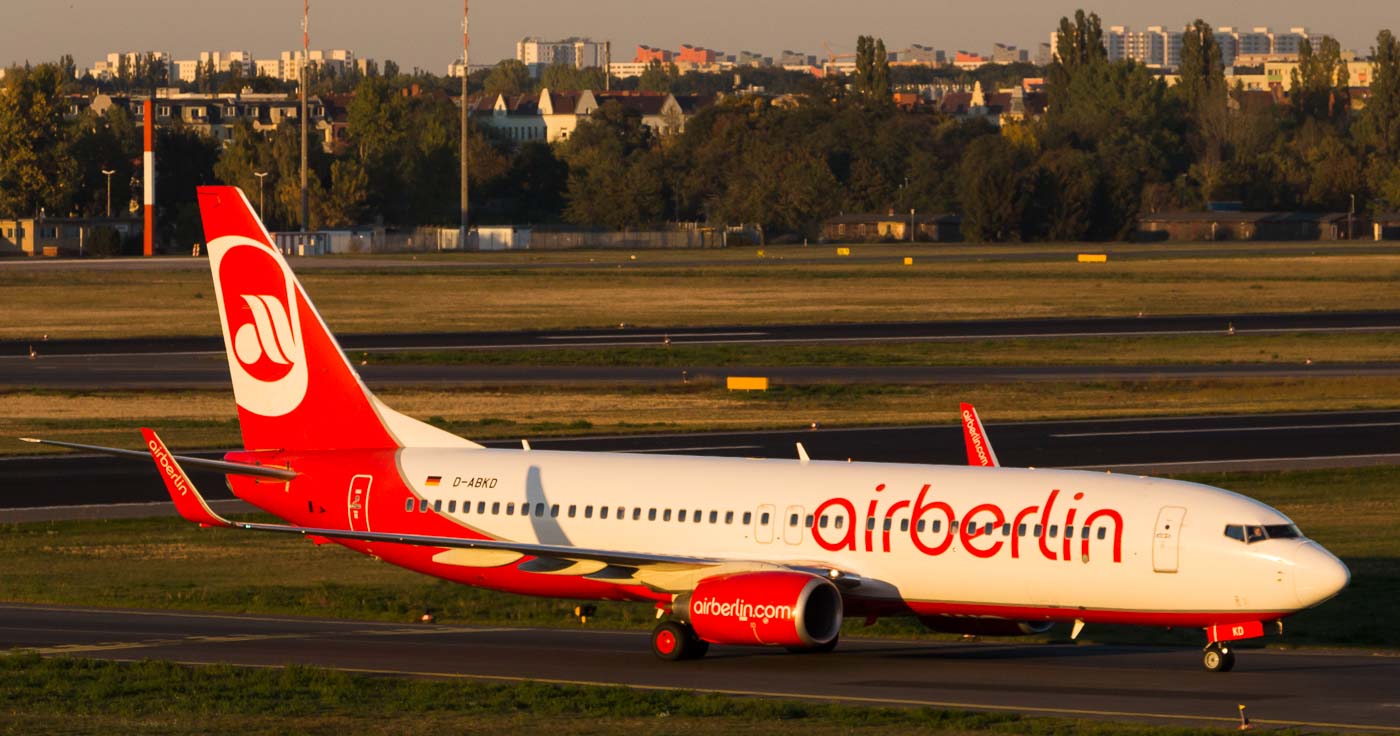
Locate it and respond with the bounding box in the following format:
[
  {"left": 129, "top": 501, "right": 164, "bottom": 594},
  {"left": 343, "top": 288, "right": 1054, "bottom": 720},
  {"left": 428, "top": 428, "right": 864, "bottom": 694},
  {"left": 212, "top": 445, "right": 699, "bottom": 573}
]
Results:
[
  {"left": 919, "top": 615, "right": 1054, "bottom": 637},
  {"left": 676, "top": 571, "right": 843, "bottom": 648}
]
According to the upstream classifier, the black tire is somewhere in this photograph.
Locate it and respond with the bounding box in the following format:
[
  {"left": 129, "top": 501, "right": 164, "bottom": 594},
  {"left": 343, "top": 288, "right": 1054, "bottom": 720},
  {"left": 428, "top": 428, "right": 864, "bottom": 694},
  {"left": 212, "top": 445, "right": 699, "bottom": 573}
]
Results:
[{"left": 1203, "top": 644, "right": 1235, "bottom": 673}]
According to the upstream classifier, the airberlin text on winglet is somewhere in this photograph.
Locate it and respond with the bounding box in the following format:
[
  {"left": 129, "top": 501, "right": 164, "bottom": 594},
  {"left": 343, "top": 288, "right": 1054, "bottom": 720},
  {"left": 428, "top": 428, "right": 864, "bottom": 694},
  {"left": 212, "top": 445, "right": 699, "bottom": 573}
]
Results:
[
  {"left": 147, "top": 437, "right": 190, "bottom": 497},
  {"left": 811, "top": 485, "right": 1124, "bottom": 562}
]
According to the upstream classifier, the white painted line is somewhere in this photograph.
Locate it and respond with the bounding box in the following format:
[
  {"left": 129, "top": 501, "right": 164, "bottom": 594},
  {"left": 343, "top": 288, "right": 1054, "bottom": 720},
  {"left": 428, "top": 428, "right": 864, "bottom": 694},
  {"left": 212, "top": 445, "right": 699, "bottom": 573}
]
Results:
[{"left": 1053, "top": 421, "right": 1400, "bottom": 438}]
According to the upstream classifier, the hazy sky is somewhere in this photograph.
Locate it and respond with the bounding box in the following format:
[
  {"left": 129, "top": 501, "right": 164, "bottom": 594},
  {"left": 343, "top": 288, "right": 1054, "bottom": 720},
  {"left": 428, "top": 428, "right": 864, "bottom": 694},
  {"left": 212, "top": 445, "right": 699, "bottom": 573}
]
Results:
[{"left": 3, "top": 1, "right": 1396, "bottom": 72}]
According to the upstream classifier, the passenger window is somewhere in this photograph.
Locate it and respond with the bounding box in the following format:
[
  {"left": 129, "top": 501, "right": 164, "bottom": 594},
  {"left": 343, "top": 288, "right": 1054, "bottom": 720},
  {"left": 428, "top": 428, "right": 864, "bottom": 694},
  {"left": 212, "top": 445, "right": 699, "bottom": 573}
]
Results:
[
  {"left": 804, "top": 515, "right": 813, "bottom": 528},
  {"left": 1017, "top": 523, "right": 1027, "bottom": 536},
  {"left": 491, "top": 502, "right": 500, "bottom": 515},
  {"left": 535, "top": 503, "right": 545, "bottom": 517},
  {"left": 679, "top": 510, "right": 688, "bottom": 522},
  {"left": 984, "top": 522, "right": 994, "bottom": 536},
  {"left": 448, "top": 500, "right": 456, "bottom": 513},
  {"left": 1049, "top": 525, "right": 1058, "bottom": 537},
  {"left": 505, "top": 502, "right": 514, "bottom": 515},
  {"left": 477, "top": 501, "right": 486, "bottom": 514},
  {"left": 760, "top": 512, "right": 770, "bottom": 525},
  {"left": 900, "top": 519, "right": 910, "bottom": 532},
  {"left": 1001, "top": 523, "right": 1011, "bottom": 536},
  {"left": 585, "top": 505, "right": 593, "bottom": 519},
  {"left": 819, "top": 515, "right": 829, "bottom": 529},
  {"left": 649, "top": 508, "right": 657, "bottom": 521},
  {"left": 742, "top": 511, "right": 752, "bottom": 525},
  {"left": 916, "top": 519, "right": 925, "bottom": 532},
  {"left": 883, "top": 518, "right": 893, "bottom": 531},
  {"left": 663, "top": 509, "right": 673, "bottom": 521},
  {"left": 617, "top": 507, "right": 624, "bottom": 519},
  {"left": 834, "top": 516, "right": 844, "bottom": 529},
  {"left": 867, "top": 518, "right": 877, "bottom": 531},
  {"left": 568, "top": 505, "right": 576, "bottom": 518},
  {"left": 789, "top": 513, "right": 799, "bottom": 526},
  {"left": 709, "top": 511, "right": 718, "bottom": 524},
  {"left": 1097, "top": 527, "right": 1107, "bottom": 540},
  {"left": 405, "top": 498, "right": 414, "bottom": 512},
  {"left": 419, "top": 499, "right": 429, "bottom": 512},
  {"left": 694, "top": 510, "right": 702, "bottom": 524},
  {"left": 463, "top": 500, "right": 471, "bottom": 514},
  {"left": 725, "top": 511, "right": 734, "bottom": 524},
  {"left": 633, "top": 508, "right": 642, "bottom": 520},
  {"left": 1034, "top": 524, "right": 1042, "bottom": 537},
  {"left": 931, "top": 520, "right": 941, "bottom": 533},
  {"left": 550, "top": 504, "right": 560, "bottom": 518},
  {"left": 600, "top": 506, "right": 609, "bottom": 519}
]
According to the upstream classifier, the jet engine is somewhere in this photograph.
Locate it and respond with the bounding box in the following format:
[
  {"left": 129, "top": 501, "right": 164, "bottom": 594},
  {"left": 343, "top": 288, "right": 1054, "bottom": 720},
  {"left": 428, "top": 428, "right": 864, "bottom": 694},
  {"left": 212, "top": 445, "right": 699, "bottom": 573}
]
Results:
[{"left": 674, "top": 571, "right": 843, "bottom": 648}]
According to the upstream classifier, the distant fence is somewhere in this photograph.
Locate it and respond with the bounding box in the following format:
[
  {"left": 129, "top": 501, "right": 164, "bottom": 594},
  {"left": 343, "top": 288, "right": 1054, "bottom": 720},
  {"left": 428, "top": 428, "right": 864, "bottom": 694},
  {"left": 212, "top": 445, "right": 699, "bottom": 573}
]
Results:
[{"left": 274, "top": 223, "right": 762, "bottom": 254}]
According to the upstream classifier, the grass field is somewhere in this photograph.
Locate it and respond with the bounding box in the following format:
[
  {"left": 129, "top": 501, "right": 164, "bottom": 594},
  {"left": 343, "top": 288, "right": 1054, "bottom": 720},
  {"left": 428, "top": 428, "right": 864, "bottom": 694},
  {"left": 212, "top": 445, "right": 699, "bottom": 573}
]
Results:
[
  {"left": 5, "top": 252, "right": 1400, "bottom": 340},
  {"left": 1, "top": 466, "right": 1394, "bottom": 649},
  {"left": 0, "top": 653, "right": 1268, "bottom": 736},
  {"left": 8, "top": 375, "right": 1400, "bottom": 456},
  {"left": 371, "top": 331, "right": 1400, "bottom": 367}
]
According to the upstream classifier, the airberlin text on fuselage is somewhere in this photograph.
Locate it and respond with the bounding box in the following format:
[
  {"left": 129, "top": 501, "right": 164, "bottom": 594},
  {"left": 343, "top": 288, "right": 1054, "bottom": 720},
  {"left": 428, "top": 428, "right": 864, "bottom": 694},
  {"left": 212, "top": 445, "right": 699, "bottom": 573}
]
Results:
[
  {"left": 812, "top": 484, "right": 1124, "bottom": 563},
  {"left": 148, "top": 439, "right": 190, "bottom": 496}
]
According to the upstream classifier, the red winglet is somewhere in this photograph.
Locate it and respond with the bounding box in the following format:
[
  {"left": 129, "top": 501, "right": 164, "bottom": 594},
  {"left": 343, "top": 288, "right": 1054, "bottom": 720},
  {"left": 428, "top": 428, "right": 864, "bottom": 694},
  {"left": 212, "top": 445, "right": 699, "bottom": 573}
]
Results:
[
  {"left": 141, "top": 428, "right": 232, "bottom": 527},
  {"left": 959, "top": 403, "right": 1000, "bottom": 468}
]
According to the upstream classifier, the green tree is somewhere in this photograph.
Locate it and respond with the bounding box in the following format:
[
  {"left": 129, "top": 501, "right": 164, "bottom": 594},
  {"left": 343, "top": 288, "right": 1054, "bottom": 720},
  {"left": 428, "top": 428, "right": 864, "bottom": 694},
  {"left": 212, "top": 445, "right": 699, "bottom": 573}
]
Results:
[
  {"left": 851, "top": 36, "right": 891, "bottom": 104},
  {"left": 1291, "top": 36, "right": 1349, "bottom": 122},
  {"left": 559, "top": 101, "right": 664, "bottom": 227},
  {"left": 320, "top": 159, "right": 370, "bottom": 227},
  {"left": 958, "top": 134, "right": 1033, "bottom": 242},
  {"left": 635, "top": 62, "right": 677, "bottom": 93},
  {"left": 0, "top": 64, "right": 79, "bottom": 218},
  {"left": 1176, "top": 19, "right": 1228, "bottom": 202},
  {"left": 1358, "top": 30, "right": 1400, "bottom": 155},
  {"left": 483, "top": 60, "right": 531, "bottom": 98}
]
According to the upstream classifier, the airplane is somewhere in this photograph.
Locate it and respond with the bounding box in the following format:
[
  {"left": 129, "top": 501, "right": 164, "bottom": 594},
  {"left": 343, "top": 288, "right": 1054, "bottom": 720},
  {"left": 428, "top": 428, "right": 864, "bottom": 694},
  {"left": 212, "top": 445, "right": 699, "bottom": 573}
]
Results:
[{"left": 25, "top": 186, "right": 1350, "bottom": 672}]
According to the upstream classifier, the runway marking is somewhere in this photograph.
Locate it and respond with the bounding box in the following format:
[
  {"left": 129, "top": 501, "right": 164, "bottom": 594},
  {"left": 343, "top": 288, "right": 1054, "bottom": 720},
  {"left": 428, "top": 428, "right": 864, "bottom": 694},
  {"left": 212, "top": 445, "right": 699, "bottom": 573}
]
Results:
[
  {"left": 1053, "top": 421, "right": 1400, "bottom": 438},
  {"left": 82, "top": 656, "right": 1400, "bottom": 733},
  {"left": 24, "top": 626, "right": 524, "bottom": 655},
  {"left": 541, "top": 332, "right": 768, "bottom": 340}
]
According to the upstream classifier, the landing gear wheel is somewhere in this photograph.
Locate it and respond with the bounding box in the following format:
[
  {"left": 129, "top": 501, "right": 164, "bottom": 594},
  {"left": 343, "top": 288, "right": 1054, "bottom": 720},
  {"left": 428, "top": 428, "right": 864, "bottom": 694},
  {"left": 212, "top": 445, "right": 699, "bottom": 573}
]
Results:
[
  {"left": 785, "top": 634, "right": 840, "bottom": 654},
  {"left": 1202, "top": 643, "right": 1235, "bottom": 673},
  {"left": 652, "top": 621, "right": 708, "bottom": 661}
]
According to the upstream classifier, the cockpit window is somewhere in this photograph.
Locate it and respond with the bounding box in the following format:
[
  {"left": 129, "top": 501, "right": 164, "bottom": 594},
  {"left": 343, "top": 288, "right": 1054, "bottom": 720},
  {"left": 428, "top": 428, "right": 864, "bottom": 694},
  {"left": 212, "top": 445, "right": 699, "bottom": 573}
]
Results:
[{"left": 1225, "top": 523, "right": 1303, "bottom": 543}]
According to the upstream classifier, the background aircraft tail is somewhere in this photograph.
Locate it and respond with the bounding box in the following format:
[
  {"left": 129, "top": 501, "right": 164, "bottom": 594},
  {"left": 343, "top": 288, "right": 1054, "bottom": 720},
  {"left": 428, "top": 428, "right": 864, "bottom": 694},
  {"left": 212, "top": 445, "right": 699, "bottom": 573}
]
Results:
[{"left": 196, "top": 186, "right": 478, "bottom": 452}]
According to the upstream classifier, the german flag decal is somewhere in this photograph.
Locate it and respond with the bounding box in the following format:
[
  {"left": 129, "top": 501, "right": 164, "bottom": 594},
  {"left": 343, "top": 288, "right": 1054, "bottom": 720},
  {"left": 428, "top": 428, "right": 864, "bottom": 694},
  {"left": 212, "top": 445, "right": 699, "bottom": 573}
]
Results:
[{"left": 425, "top": 476, "right": 442, "bottom": 487}]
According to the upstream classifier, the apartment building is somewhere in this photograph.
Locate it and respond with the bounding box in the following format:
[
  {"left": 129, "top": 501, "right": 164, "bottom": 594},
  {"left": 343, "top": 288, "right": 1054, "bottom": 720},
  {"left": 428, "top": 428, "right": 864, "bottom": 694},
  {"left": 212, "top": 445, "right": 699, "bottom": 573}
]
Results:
[
  {"left": 516, "top": 37, "right": 607, "bottom": 78},
  {"left": 86, "top": 51, "right": 175, "bottom": 81},
  {"left": 472, "top": 88, "right": 715, "bottom": 143},
  {"left": 1053, "top": 24, "right": 1330, "bottom": 71}
]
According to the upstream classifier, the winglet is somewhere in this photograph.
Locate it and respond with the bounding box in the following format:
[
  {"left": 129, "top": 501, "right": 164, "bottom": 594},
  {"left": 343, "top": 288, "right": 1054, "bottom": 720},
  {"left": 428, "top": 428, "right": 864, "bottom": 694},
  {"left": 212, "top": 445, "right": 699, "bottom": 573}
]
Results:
[
  {"left": 959, "top": 403, "right": 1000, "bottom": 467},
  {"left": 141, "top": 428, "right": 232, "bottom": 528}
]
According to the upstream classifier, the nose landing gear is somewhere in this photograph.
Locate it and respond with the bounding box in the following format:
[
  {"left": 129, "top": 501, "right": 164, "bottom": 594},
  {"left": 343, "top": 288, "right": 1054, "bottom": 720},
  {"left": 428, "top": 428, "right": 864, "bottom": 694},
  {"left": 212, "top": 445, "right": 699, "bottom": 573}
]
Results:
[{"left": 1202, "top": 642, "right": 1235, "bottom": 672}]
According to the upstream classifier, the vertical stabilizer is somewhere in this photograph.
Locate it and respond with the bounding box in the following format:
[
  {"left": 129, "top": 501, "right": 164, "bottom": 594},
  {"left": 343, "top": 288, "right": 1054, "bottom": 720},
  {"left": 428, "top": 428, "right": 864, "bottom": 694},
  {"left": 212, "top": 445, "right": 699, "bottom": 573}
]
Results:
[{"left": 196, "top": 186, "right": 478, "bottom": 451}]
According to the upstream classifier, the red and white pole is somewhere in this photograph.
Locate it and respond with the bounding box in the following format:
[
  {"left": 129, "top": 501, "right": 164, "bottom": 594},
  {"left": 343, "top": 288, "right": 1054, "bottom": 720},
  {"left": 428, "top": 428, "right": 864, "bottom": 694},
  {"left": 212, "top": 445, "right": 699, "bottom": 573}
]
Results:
[{"left": 143, "top": 98, "right": 155, "bottom": 257}]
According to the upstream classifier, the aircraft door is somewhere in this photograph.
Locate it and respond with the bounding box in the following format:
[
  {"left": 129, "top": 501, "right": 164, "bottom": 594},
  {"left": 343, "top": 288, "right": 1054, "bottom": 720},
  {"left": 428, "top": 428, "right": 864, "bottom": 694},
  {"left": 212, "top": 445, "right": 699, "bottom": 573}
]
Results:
[
  {"left": 1152, "top": 506, "right": 1186, "bottom": 573},
  {"left": 783, "top": 505, "right": 805, "bottom": 545},
  {"left": 347, "top": 474, "right": 373, "bottom": 532},
  {"left": 755, "top": 504, "right": 776, "bottom": 543}
]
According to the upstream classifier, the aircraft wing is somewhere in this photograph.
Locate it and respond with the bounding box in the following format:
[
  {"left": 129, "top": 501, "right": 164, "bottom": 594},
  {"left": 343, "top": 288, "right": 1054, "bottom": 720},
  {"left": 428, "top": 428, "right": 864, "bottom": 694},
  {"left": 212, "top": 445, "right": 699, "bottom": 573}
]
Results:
[
  {"left": 136, "top": 428, "right": 869, "bottom": 595},
  {"left": 20, "top": 437, "right": 296, "bottom": 481}
]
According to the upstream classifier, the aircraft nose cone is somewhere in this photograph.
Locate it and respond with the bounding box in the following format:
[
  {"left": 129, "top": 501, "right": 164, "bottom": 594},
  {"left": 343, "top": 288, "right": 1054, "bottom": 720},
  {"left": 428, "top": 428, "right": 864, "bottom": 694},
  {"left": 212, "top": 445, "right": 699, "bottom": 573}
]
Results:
[{"left": 1293, "top": 542, "right": 1349, "bottom": 608}]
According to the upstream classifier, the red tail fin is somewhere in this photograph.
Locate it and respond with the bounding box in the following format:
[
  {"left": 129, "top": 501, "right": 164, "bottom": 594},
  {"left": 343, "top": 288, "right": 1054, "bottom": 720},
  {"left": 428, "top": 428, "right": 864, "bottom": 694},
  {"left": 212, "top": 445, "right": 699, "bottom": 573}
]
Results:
[{"left": 197, "top": 186, "right": 476, "bottom": 451}]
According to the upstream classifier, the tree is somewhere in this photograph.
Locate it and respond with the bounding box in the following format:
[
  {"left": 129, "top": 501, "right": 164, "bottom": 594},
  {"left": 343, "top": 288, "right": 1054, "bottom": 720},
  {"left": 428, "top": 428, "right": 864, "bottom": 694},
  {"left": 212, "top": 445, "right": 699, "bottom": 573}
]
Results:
[
  {"left": 320, "top": 159, "right": 370, "bottom": 227},
  {"left": 635, "top": 62, "right": 677, "bottom": 93},
  {"left": 483, "top": 60, "right": 530, "bottom": 98},
  {"left": 1176, "top": 19, "right": 1228, "bottom": 202},
  {"left": 1291, "top": 36, "right": 1349, "bottom": 122},
  {"left": 851, "top": 36, "right": 891, "bottom": 104},
  {"left": 958, "top": 134, "right": 1033, "bottom": 242},
  {"left": 0, "top": 64, "right": 79, "bottom": 218},
  {"left": 1358, "top": 30, "right": 1400, "bottom": 155},
  {"left": 382, "top": 59, "right": 400, "bottom": 79},
  {"left": 1047, "top": 9, "right": 1107, "bottom": 116},
  {"left": 559, "top": 101, "right": 665, "bottom": 227}
]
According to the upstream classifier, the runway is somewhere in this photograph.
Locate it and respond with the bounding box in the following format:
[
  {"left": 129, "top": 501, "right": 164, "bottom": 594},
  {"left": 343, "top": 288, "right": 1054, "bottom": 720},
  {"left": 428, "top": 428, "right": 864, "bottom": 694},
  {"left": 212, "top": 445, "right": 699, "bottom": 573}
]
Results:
[
  {"left": 1, "top": 603, "right": 1395, "bottom": 730},
  {"left": 7, "top": 309, "right": 1400, "bottom": 357},
  {"left": 5, "top": 410, "right": 1399, "bottom": 521}
]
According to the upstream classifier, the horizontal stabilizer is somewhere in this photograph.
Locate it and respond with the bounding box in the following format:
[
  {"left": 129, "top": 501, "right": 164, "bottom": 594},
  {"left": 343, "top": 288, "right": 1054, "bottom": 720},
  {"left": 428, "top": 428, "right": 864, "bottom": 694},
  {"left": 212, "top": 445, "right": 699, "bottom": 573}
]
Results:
[{"left": 18, "top": 437, "right": 296, "bottom": 481}]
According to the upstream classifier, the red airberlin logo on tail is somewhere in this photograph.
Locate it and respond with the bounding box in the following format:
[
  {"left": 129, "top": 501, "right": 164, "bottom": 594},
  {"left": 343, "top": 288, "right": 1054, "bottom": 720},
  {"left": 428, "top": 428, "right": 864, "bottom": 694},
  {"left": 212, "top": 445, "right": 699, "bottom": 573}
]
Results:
[
  {"left": 231, "top": 293, "right": 297, "bottom": 382},
  {"left": 211, "top": 236, "right": 309, "bottom": 417}
]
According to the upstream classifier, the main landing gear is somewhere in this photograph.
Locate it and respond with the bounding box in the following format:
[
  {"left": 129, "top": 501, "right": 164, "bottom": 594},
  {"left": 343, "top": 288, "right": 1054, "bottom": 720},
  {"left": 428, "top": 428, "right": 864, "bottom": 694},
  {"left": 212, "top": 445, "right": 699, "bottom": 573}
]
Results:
[
  {"left": 1202, "top": 642, "right": 1236, "bottom": 673},
  {"left": 651, "top": 620, "right": 709, "bottom": 661}
]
